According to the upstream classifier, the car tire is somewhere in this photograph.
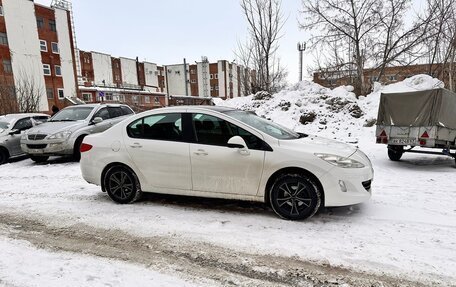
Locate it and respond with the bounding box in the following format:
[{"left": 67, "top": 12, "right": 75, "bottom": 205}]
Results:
[
  {"left": 73, "top": 136, "right": 86, "bottom": 161},
  {"left": 269, "top": 174, "right": 321, "bottom": 220},
  {"left": 104, "top": 166, "right": 142, "bottom": 204},
  {"left": 30, "top": 155, "right": 49, "bottom": 163},
  {"left": 387, "top": 145, "right": 403, "bottom": 161},
  {"left": 0, "top": 148, "right": 9, "bottom": 165}
]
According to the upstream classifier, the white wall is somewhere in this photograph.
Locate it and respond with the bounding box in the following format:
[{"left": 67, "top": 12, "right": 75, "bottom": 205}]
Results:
[
  {"left": 217, "top": 61, "right": 226, "bottom": 98},
  {"left": 120, "top": 57, "right": 138, "bottom": 86},
  {"left": 197, "top": 62, "right": 210, "bottom": 97},
  {"left": 92, "top": 52, "right": 113, "bottom": 86},
  {"left": 3, "top": 0, "right": 48, "bottom": 111},
  {"left": 166, "top": 64, "right": 190, "bottom": 96},
  {"left": 231, "top": 63, "right": 239, "bottom": 98},
  {"left": 54, "top": 8, "right": 76, "bottom": 98},
  {"left": 143, "top": 62, "right": 158, "bottom": 92}
]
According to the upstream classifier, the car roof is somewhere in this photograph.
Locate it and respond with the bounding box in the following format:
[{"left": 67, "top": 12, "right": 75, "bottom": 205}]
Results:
[
  {"left": 0, "top": 113, "right": 49, "bottom": 120},
  {"left": 63, "top": 103, "right": 129, "bottom": 109},
  {"left": 153, "top": 105, "right": 237, "bottom": 113}
]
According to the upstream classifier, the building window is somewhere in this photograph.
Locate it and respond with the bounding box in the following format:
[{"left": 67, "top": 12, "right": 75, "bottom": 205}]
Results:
[
  {"left": 51, "top": 42, "right": 59, "bottom": 54},
  {"left": 114, "top": 74, "right": 120, "bottom": 81},
  {"left": 210, "top": 86, "right": 214, "bottom": 91},
  {"left": 46, "top": 88, "right": 54, "bottom": 99},
  {"left": 144, "top": 96, "right": 150, "bottom": 104},
  {"left": 215, "top": 74, "right": 218, "bottom": 79},
  {"left": 55, "top": 65, "right": 62, "bottom": 76},
  {"left": 132, "top": 95, "right": 139, "bottom": 104},
  {"left": 57, "top": 89, "right": 64, "bottom": 99},
  {"left": 0, "top": 32, "right": 8, "bottom": 46},
  {"left": 0, "top": 6, "right": 3, "bottom": 16},
  {"left": 215, "top": 85, "right": 219, "bottom": 91},
  {"left": 40, "top": 40, "right": 47, "bottom": 52},
  {"left": 84, "top": 57, "right": 90, "bottom": 64},
  {"left": 371, "top": 76, "right": 379, "bottom": 82},
  {"left": 118, "top": 95, "right": 125, "bottom": 102},
  {"left": 37, "top": 17, "right": 44, "bottom": 28},
  {"left": 191, "top": 79, "right": 196, "bottom": 84},
  {"left": 210, "top": 74, "right": 213, "bottom": 80},
  {"left": 3, "top": 60, "right": 12, "bottom": 74},
  {"left": 105, "top": 93, "right": 113, "bottom": 101},
  {"left": 49, "top": 20, "right": 56, "bottom": 32},
  {"left": 389, "top": 75, "right": 397, "bottom": 81},
  {"left": 43, "top": 64, "right": 51, "bottom": 76},
  {"left": 82, "top": 93, "right": 92, "bottom": 102},
  {"left": 154, "top": 97, "right": 160, "bottom": 106},
  {"left": 190, "top": 69, "right": 196, "bottom": 75}
]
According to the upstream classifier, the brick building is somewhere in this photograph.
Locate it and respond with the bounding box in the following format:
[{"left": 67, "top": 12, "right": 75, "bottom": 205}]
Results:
[
  {"left": 313, "top": 63, "right": 455, "bottom": 91},
  {"left": 0, "top": 0, "right": 78, "bottom": 113}
]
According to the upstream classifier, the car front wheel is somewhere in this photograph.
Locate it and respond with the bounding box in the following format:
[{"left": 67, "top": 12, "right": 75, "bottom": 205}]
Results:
[
  {"left": 270, "top": 174, "right": 321, "bottom": 220},
  {"left": 0, "top": 148, "right": 9, "bottom": 165},
  {"left": 104, "top": 166, "right": 142, "bottom": 204}
]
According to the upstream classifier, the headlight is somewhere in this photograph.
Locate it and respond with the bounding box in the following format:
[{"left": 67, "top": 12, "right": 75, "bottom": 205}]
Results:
[
  {"left": 315, "top": 153, "right": 365, "bottom": 168},
  {"left": 21, "top": 133, "right": 28, "bottom": 140},
  {"left": 48, "top": 131, "right": 72, "bottom": 140}
]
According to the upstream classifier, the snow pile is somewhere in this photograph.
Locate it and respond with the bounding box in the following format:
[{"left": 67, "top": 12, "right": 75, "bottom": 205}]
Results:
[{"left": 215, "top": 74, "right": 444, "bottom": 142}]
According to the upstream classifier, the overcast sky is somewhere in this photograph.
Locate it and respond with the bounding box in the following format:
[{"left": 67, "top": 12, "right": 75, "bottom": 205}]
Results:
[{"left": 35, "top": 0, "right": 426, "bottom": 85}]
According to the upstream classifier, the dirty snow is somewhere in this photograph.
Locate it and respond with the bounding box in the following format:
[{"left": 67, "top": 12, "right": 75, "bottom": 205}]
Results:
[{"left": 0, "top": 74, "right": 455, "bottom": 286}]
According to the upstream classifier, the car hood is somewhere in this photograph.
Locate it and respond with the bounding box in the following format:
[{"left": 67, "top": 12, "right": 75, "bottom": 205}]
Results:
[
  {"left": 278, "top": 135, "right": 357, "bottom": 158},
  {"left": 26, "top": 121, "right": 87, "bottom": 135},
  {"left": 0, "top": 130, "right": 10, "bottom": 142}
]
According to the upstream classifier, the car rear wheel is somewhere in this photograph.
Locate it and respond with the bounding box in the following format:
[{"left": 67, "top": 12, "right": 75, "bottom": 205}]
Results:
[
  {"left": 270, "top": 174, "right": 321, "bottom": 220},
  {"left": 104, "top": 166, "right": 142, "bottom": 204},
  {"left": 0, "top": 148, "right": 9, "bottom": 165},
  {"left": 387, "top": 145, "right": 403, "bottom": 161},
  {"left": 30, "top": 155, "right": 49, "bottom": 163}
]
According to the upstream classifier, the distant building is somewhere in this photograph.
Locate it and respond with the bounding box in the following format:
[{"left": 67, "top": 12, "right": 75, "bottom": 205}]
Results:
[
  {"left": 0, "top": 0, "right": 78, "bottom": 113},
  {"left": 313, "top": 63, "right": 455, "bottom": 90}
]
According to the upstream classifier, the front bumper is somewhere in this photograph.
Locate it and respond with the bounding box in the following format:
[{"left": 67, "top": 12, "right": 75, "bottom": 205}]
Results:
[{"left": 21, "top": 139, "right": 75, "bottom": 156}]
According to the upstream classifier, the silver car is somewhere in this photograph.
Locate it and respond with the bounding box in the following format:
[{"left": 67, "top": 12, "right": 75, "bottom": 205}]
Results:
[
  {"left": 0, "top": 113, "right": 50, "bottom": 164},
  {"left": 21, "top": 104, "right": 134, "bottom": 162}
]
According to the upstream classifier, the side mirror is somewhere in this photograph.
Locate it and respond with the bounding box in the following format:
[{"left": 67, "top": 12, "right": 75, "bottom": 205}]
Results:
[
  {"left": 227, "top": 136, "right": 247, "bottom": 149},
  {"left": 91, "top": 117, "right": 103, "bottom": 125},
  {"left": 9, "top": 129, "right": 21, "bottom": 135}
]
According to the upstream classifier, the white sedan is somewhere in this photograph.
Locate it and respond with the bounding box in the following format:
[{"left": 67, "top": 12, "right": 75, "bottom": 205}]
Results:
[{"left": 80, "top": 106, "right": 372, "bottom": 220}]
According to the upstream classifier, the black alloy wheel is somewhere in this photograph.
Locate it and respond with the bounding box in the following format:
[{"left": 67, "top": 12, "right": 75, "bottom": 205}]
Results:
[
  {"left": 104, "top": 166, "right": 142, "bottom": 204},
  {"left": 270, "top": 174, "right": 321, "bottom": 220}
]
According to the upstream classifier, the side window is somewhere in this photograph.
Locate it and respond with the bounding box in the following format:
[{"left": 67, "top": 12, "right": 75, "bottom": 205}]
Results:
[
  {"left": 93, "top": 108, "right": 110, "bottom": 120},
  {"left": 121, "top": 106, "right": 134, "bottom": 115},
  {"left": 192, "top": 113, "right": 233, "bottom": 146},
  {"left": 13, "top": 118, "right": 33, "bottom": 131},
  {"left": 127, "top": 113, "right": 182, "bottom": 142},
  {"left": 32, "top": 116, "right": 49, "bottom": 124},
  {"left": 226, "top": 122, "right": 264, "bottom": 150},
  {"left": 108, "top": 107, "right": 123, "bottom": 118}
]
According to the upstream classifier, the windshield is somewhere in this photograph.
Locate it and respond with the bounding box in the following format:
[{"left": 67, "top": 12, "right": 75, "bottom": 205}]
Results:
[
  {"left": 224, "top": 110, "right": 300, "bottom": 140},
  {"left": 50, "top": 107, "right": 94, "bottom": 122}
]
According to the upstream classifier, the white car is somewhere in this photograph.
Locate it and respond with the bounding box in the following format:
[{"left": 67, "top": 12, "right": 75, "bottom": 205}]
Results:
[{"left": 80, "top": 106, "right": 373, "bottom": 220}]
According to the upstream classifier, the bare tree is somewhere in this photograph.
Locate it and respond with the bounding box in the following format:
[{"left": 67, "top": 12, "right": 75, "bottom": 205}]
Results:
[
  {"left": 237, "top": 0, "right": 287, "bottom": 94},
  {"left": 0, "top": 76, "right": 18, "bottom": 115},
  {"left": 14, "top": 72, "right": 45, "bottom": 113},
  {"left": 421, "top": 0, "right": 456, "bottom": 91},
  {"left": 300, "top": 0, "right": 432, "bottom": 95}
]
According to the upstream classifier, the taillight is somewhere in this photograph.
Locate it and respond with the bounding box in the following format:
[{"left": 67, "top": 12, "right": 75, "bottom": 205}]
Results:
[
  {"left": 419, "top": 131, "right": 429, "bottom": 146},
  {"left": 80, "top": 143, "right": 92, "bottom": 153}
]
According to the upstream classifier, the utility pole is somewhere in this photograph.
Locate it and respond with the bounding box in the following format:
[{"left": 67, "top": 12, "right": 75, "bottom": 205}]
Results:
[
  {"left": 183, "top": 58, "right": 189, "bottom": 96},
  {"left": 297, "top": 42, "right": 306, "bottom": 82}
]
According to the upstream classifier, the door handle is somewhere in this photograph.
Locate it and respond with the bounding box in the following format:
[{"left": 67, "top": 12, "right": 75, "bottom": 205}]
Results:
[
  {"left": 130, "top": 143, "right": 142, "bottom": 148},
  {"left": 194, "top": 149, "right": 208, "bottom": 156}
]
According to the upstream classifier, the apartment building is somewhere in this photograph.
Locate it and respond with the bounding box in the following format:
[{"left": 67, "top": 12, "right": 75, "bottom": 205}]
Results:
[
  {"left": 0, "top": 0, "right": 77, "bottom": 113},
  {"left": 78, "top": 50, "right": 167, "bottom": 111}
]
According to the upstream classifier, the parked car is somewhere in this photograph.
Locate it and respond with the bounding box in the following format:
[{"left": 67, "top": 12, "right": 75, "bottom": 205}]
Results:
[
  {"left": 21, "top": 104, "right": 134, "bottom": 162},
  {"left": 80, "top": 106, "right": 373, "bottom": 220},
  {"left": 0, "top": 113, "right": 50, "bottom": 164}
]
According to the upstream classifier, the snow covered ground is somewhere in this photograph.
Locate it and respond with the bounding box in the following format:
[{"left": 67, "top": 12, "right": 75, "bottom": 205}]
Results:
[{"left": 0, "top": 75, "right": 455, "bottom": 286}]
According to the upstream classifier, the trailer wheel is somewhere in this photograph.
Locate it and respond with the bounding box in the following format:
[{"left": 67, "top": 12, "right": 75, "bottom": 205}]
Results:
[{"left": 388, "top": 145, "right": 404, "bottom": 161}]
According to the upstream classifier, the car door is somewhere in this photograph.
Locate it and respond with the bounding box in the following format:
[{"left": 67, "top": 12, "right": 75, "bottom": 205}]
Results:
[
  {"left": 189, "top": 113, "right": 265, "bottom": 196},
  {"left": 124, "top": 113, "right": 192, "bottom": 191},
  {"left": 10, "top": 117, "right": 33, "bottom": 156},
  {"left": 91, "top": 107, "right": 111, "bottom": 133}
]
